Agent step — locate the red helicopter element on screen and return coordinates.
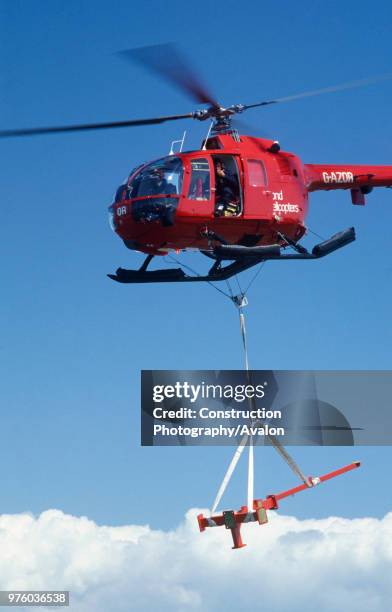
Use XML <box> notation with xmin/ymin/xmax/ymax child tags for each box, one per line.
<box><xmin>2</xmin><ymin>44</ymin><xmax>392</xmax><ymax>284</ymax></box>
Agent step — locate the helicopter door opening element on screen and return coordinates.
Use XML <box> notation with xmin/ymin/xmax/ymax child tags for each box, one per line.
<box><xmin>212</xmin><ymin>155</ymin><xmax>242</xmax><ymax>217</ymax></box>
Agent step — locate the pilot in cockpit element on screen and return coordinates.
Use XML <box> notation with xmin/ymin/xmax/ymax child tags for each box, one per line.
<box><xmin>150</xmin><ymin>167</ymin><xmax>176</xmax><ymax>195</ymax></box>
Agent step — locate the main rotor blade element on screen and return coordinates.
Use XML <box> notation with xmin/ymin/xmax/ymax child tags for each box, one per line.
<box><xmin>0</xmin><ymin>113</ymin><xmax>195</xmax><ymax>138</ymax></box>
<box><xmin>244</xmin><ymin>73</ymin><xmax>392</xmax><ymax>110</ymax></box>
<box><xmin>120</xmin><ymin>43</ymin><xmax>219</xmax><ymax>107</ymax></box>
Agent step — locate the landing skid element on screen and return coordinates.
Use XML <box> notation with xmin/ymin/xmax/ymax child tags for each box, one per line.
<box><xmin>108</xmin><ymin>227</ymin><xmax>355</xmax><ymax>284</ymax></box>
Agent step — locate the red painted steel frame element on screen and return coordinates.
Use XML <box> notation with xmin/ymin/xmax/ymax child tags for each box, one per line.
<box><xmin>197</xmin><ymin>461</ymin><xmax>360</xmax><ymax>549</ymax></box>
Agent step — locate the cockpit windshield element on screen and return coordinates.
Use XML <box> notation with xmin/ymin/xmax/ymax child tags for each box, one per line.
<box><xmin>129</xmin><ymin>157</ymin><xmax>183</xmax><ymax>198</ymax></box>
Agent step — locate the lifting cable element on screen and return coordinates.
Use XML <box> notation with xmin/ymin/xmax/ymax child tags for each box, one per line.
<box><xmin>212</xmin><ymin>293</ymin><xmax>311</xmax><ymax>513</ymax></box>
<box><xmin>165</xmin><ymin>253</ymin><xmax>311</xmax><ymax>510</ymax></box>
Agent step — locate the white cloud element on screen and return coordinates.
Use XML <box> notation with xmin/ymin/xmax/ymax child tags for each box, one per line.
<box><xmin>0</xmin><ymin>508</ymin><xmax>391</xmax><ymax>611</ymax></box>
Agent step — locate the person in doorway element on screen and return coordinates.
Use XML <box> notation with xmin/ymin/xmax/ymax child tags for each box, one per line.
<box><xmin>214</xmin><ymin>160</ymin><xmax>239</xmax><ymax>216</ymax></box>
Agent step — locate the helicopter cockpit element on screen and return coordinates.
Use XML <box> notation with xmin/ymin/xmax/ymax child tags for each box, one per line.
<box><xmin>111</xmin><ymin>151</ymin><xmax>243</xmax><ymax>232</ymax></box>
<box><xmin>129</xmin><ymin>157</ymin><xmax>183</xmax><ymax>197</ymax></box>
<box><xmin>125</xmin><ymin>156</ymin><xmax>183</xmax><ymax>226</ymax></box>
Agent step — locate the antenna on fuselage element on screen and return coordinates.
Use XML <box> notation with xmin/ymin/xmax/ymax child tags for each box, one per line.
<box><xmin>169</xmin><ymin>131</ymin><xmax>186</xmax><ymax>155</ymax></box>
<box><xmin>202</xmin><ymin>121</ymin><xmax>214</xmax><ymax>150</ymax></box>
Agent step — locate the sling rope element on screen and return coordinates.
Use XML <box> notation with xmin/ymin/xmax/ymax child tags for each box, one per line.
<box><xmin>211</xmin><ymin>293</ymin><xmax>311</xmax><ymax>514</ymax></box>
<box><xmin>164</xmin><ymin>253</ymin><xmax>312</xmax><ymax>509</ymax></box>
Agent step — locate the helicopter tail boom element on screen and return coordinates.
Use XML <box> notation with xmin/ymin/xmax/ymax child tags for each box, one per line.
<box><xmin>305</xmin><ymin>164</ymin><xmax>392</xmax><ymax>200</ymax></box>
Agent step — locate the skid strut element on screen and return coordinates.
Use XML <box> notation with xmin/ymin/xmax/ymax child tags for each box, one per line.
<box><xmin>197</xmin><ymin>461</ymin><xmax>360</xmax><ymax>549</ymax></box>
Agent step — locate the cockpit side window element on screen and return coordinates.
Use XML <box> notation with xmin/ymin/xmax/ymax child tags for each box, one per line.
<box><xmin>129</xmin><ymin>157</ymin><xmax>183</xmax><ymax>198</ymax></box>
<box><xmin>188</xmin><ymin>158</ymin><xmax>210</xmax><ymax>200</ymax></box>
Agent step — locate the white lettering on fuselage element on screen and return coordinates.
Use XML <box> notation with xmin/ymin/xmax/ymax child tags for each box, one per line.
<box><xmin>322</xmin><ymin>171</ymin><xmax>354</xmax><ymax>184</ymax></box>
<box><xmin>272</xmin><ymin>190</ymin><xmax>284</xmax><ymax>201</ymax></box>
<box><xmin>273</xmin><ymin>202</ymin><xmax>299</xmax><ymax>214</ymax></box>
<box><xmin>117</xmin><ymin>205</ymin><xmax>127</xmax><ymax>216</ymax></box>
<box><xmin>272</xmin><ymin>190</ymin><xmax>299</xmax><ymax>214</ymax></box>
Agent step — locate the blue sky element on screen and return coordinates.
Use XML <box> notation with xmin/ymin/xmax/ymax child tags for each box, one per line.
<box><xmin>1</xmin><ymin>0</ymin><xmax>392</xmax><ymax>531</ymax></box>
